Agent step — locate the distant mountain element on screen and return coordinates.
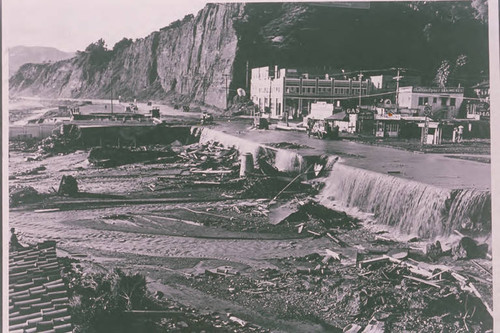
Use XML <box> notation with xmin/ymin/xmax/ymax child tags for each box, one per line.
<box><xmin>9</xmin><ymin>46</ymin><xmax>75</xmax><ymax>76</ymax></box>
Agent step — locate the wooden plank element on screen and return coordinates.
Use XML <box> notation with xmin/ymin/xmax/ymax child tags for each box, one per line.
<box><xmin>358</xmin><ymin>256</ymin><xmax>389</xmax><ymax>268</ymax></box>
<box><xmin>403</xmin><ymin>275</ymin><xmax>441</xmax><ymax>288</ymax></box>
<box><xmin>191</xmin><ymin>169</ymin><xmax>233</xmax><ymax>174</ymax></box>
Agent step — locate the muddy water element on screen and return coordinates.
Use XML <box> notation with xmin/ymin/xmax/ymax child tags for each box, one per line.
<box><xmin>11</xmin><ymin>208</ymin><xmax>331</xmax><ymax>268</ymax></box>
<box><xmin>204</xmin><ymin>123</ymin><xmax>491</xmax><ymax>239</ymax></box>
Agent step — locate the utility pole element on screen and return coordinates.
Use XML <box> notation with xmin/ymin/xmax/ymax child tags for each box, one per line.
<box><xmin>245</xmin><ymin>60</ymin><xmax>249</xmax><ymax>92</ymax></box>
<box><xmin>358</xmin><ymin>72</ymin><xmax>363</xmax><ymax>108</ymax></box>
<box><xmin>393</xmin><ymin>68</ymin><xmax>404</xmax><ymax>108</ymax></box>
<box><xmin>223</xmin><ymin>74</ymin><xmax>230</xmax><ymax>110</ymax></box>
<box><xmin>111</xmin><ymin>87</ymin><xmax>113</xmax><ymax>114</ymax></box>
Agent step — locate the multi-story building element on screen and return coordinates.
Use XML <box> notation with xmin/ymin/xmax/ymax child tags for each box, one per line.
<box><xmin>397</xmin><ymin>86</ymin><xmax>464</xmax><ymax>119</ymax></box>
<box><xmin>250</xmin><ymin>66</ymin><xmax>371</xmax><ymax>119</ymax></box>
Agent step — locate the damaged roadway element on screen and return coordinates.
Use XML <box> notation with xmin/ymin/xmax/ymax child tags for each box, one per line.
<box><xmin>9</xmin><ymin>116</ymin><xmax>492</xmax><ymax>332</ymax></box>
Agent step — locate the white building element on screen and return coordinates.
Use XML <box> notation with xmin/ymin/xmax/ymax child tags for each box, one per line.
<box><xmin>398</xmin><ymin>86</ymin><xmax>464</xmax><ymax>119</ymax></box>
<box><xmin>251</xmin><ymin>66</ymin><xmax>371</xmax><ymax>119</ymax></box>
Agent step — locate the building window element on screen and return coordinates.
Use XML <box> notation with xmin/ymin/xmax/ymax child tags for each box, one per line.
<box><xmin>450</xmin><ymin>98</ymin><xmax>456</xmax><ymax>106</ymax></box>
<box><xmin>433</xmin><ymin>97</ymin><xmax>437</xmax><ymax>104</ymax></box>
<box><xmin>441</xmin><ymin>97</ymin><xmax>448</xmax><ymax>106</ymax></box>
<box><xmin>418</xmin><ymin>97</ymin><xmax>429</xmax><ymax>106</ymax></box>
<box><xmin>387</xmin><ymin>123</ymin><xmax>398</xmax><ymax>132</ymax></box>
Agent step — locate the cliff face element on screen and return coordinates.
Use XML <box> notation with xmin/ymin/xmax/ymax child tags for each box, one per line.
<box><xmin>10</xmin><ymin>3</ymin><xmax>244</xmax><ymax>108</ymax></box>
<box><xmin>9</xmin><ymin>2</ymin><xmax>488</xmax><ymax>109</ymax></box>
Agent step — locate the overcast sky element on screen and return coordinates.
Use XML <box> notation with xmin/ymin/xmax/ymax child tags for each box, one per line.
<box><xmin>4</xmin><ymin>0</ymin><xmax>209</xmax><ymax>52</ymax></box>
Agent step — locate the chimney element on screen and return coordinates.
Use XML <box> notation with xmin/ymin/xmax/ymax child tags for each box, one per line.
<box><xmin>325</xmin><ymin>73</ymin><xmax>329</xmax><ymax>80</ymax></box>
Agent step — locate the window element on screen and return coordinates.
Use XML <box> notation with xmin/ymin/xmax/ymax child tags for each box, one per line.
<box><xmin>419</xmin><ymin>97</ymin><xmax>429</xmax><ymax>106</ymax></box>
<box><xmin>387</xmin><ymin>123</ymin><xmax>399</xmax><ymax>132</ymax></box>
<box><xmin>450</xmin><ymin>98</ymin><xmax>456</xmax><ymax>106</ymax></box>
<box><xmin>433</xmin><ymin>97</ymin><xmax>437</xmax><ymax>104</ymax></box>
<box><xmin>441</xmin><ymin>97</ymin><xmax>448</xmax><ymax>106</ymax></box>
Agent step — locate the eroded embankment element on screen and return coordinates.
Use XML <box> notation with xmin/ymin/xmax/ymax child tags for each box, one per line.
<box><xmin>196</xmin><ymin>127</ymin><xmax>491</xmax><ymax>239</ymax></box>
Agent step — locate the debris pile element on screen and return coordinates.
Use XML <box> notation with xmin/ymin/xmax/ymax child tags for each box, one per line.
<box><xmin>38</xmin><ymin>124</ymin><xmax>82</xmax><ymax>155</ymax></box>
<box><xmin>9</xmin><ymin>185</ymin><xmax>41</xmax><ymax>207</ymax></box>
<box><xmin>12</xmin><ymin>165</ymin><xmax>46</xmax><ymax>177</ymax></box>
<box><xmin>60</xmin><ymin>259</ymin><xmax>269</xmax><ymax>332</ymax></box>
<box><xmin>88</xmin><ymin>147</ymin><xmax>177</xmax><ymax>167</ymax></box>
<box><xmin>282</xmin><ymin>201</ymin><xmax>359</xmax><ymax>233</ymax></box>
<box><xmin>186</xmin><ymin>245</ymin><xmax>492</xmax><ymax>332</ymax></box>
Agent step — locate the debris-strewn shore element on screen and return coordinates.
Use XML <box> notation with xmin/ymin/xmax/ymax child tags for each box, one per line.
<box><xmin>9</xmin><ymin>128</ymin><xmax>492</xmax><ymax>332</ymax></box>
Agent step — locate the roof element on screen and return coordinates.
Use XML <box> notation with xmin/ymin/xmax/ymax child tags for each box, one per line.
<box><xmin>325</xmin><ymin>111</ymin><xmax>347</xmax><ymax>120</ymax></box>
<box><xmin>9</xmin><ymin>241</ymin><xmax>73</xmax><ymax>333</ymax></box>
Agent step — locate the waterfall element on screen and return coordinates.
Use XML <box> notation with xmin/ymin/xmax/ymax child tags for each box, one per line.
<box><xmin>197</xmin><ymin>127</ymin><xmax>305</xmax><ymax>173</ymax></box>
<box><xmin>318</xmin><ymin>163</ymin><xmax>491</xmax><ymax>238</ymax></box>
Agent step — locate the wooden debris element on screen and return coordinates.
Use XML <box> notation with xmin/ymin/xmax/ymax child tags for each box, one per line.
<box><xmin>325</xmin><ymin>249</ymin><xmax>341</xmax><ymax>261</ymax></box>
<box><xmin>357</xmin><ymin>256</ymin><xmax>390</xmax><ymax>268</ymax></box>
<box><xmin>326</xmin><ymin>232</ymin><xmax>347</xmax><ymax>247</ymax></box>
<box><xmin>402</xmin><ymin>275</ymin><xmax>441</xmax><ymax>288</ymax></box>
<box><xmin>307</xmin><ymin>230</ymin><xmax>321</xmax><ymax>237</ymax></box>
<box><xmin>343</xmin><ymin>323</ymin><xmax>362</xmax><ymax>333</ymax></box>
<box><xmin>362</xmin><ymin>318</ymin><xmax>385</xmax><ymax>333</ymax></box>
<box><xmin>228</xmin><ymin>315</ymin><xmax>247</xmax><ymax>327</ymax></box>
<box><xmin>472</xmin><ymin>260</ymin><xmax>492</xmax><ymax>276</ymax></box>
<box><xmin>34</xmin><ymin>208</ymin><xmax>60</xmax><ymax>213</ymax></box>
<box><xmin>268</xmin><ymin>164</ymin><xmax>313</xmax><ymax>205</ymax></box>
<box><xmin>191</xmin><ymin>169</ymin><xmax>233</xmax><ymax>174</ymax></box>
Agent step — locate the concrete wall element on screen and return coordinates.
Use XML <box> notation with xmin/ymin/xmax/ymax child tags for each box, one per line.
<box><xmin>10</xmin><ymin>124</ymin><xmax>59</xmax><ymax>140</ymax></box>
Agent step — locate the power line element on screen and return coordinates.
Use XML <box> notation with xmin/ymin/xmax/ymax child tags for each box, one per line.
<box><xmin>328</xmin><ymin>90</ymin><xmax>397</xmax><ymax>100</ymax></box>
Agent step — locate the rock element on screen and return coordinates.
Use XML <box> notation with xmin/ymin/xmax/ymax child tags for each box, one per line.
<box><xmin>426</xmin><ymin>241</ymin><xmax>443</xmax><ymax>261</ymax></box>
<box><xmin>453</xmin><ymin>237</ymin><xmax>488</xmax><ymax>259</ymax></box>
<box><xmin>58</xmin><ymin>175</ymin><xmax>78</xmax><ymax>196</ymax></box>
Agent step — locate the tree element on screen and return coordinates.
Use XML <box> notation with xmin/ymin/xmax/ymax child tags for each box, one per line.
<box><xmin>471</xmin><ymin>0</ymin><xmax>488</xmax><ymax>22</ymax></box>
<box><xmin>113</xmin><ymin>38</ymin><xmax>133</xmax><ymax>54</ymax></box>
<box><xmin>434</xmin><ymin>55</ymin><xmax>468</xmax><ymax>87</ymax></box>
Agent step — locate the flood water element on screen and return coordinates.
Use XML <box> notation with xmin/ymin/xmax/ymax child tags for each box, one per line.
<box><xmin>214</xmin><ymin>120</ymin><xmax>490</xmax><ymax>190</ymax></box>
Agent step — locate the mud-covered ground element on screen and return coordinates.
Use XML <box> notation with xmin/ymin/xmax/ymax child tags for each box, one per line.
<box><xmin>9</xmin><ymin>135</ymin><xmax>493</xmax><ymax>332</ymax></box>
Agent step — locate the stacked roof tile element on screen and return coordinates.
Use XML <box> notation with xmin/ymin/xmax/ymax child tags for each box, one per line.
<box><xmin>9</xmin><ymin>240</ymin><xmax>73</xmax><ymax>333</ymax></box>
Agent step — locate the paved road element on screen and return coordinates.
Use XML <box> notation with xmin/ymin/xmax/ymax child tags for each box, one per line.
<box><xmin>213</xmin><ymin>120</ymin><xmax>491</xmax><ymax>190</ymax></box>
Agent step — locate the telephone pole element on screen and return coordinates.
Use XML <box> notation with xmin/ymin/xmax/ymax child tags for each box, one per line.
<box><xmin>245</xmin><ymin>60</ymin><xmax>249</xmax><ymax>92</ymax></box>
<box><xmin>223</xmin><ymin>74</ymin><xmax>230</xmax><ymax>110</ymax></box>
<box><xmin>393</xmin><ymin>68</ymin><xmax>404</xmax><ymax>108</ymax></box>
<box><xmin>358</xmin><ymin>72</ymin><xmax>363</xmax><ymax>108</ymax></box>
<box><xmin>111</xmin><ymin>87</ymin><xmax>113</xmax><ymax>114</ymax></box>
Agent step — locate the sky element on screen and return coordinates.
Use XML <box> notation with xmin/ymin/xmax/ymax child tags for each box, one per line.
<box><xmin>4</xmin><ymin>0</ymin><xmax>209</xmax><ymax>52</ymax></box>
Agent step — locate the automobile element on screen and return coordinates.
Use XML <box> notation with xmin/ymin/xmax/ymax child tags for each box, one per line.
<box><xmin>200</xmin><ymin>112</ymin><xmax>214</xmax><ymax>125</ymax></box>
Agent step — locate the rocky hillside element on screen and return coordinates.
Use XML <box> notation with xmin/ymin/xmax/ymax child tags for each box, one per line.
<box><xmin>9</xmin><ymin>46</ymin><xmax>75</xmax><ymax>77</ymax></box>
<box><xmin>9</xmin><ymin>2</ymin><xmax>488</xmax><ymax>109</ymax></box>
